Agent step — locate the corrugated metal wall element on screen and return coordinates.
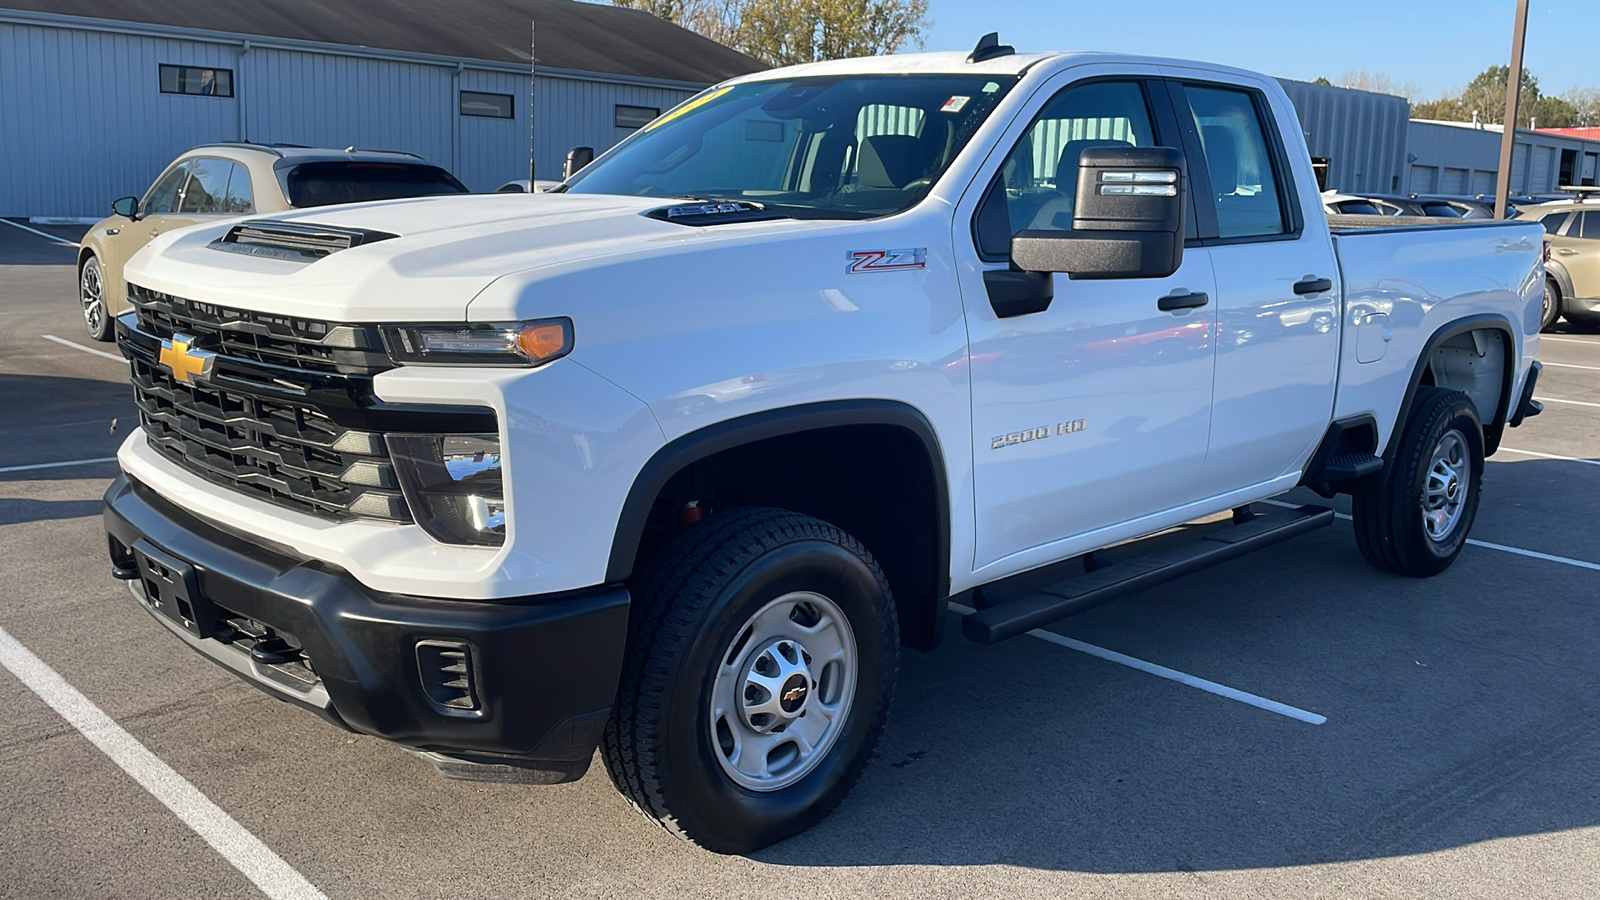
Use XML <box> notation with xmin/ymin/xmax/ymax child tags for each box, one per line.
<box><xmin>0</xmin><ymin>18</ymin><xmax>700</xmax><ymax>216</ymax></box>
<box><xmin>1277</xmin><ymin>79</ymin><xmax>1409</xmax><ymax>194</ymax></box>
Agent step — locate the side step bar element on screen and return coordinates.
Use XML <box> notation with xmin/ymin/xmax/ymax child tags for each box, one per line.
<box><xmin>962</xmin><ymin>504</ymin><xmax>1335</xmax><ymax>645</ymax></box>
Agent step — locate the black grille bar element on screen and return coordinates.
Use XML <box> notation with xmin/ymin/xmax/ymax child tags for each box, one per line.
<box><xmin>129</xmin><ymin>283</ymin><xmax>391</xmax><ymax>375</ymax></box>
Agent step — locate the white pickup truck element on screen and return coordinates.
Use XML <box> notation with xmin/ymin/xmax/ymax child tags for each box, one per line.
<box><xmin>103</xmin><ymin>37</ymin><xmax>1545</xmax><ymax>853</ymax></box>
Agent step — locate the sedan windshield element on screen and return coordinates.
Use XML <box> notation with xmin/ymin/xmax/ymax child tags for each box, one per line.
<box><xmin>562</xmin><ymin>74</ymin><xmax>1020</xmax><ymax>220</ymax></box>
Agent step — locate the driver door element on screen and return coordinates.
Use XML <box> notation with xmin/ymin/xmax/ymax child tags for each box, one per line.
<box><xmin>955</xmin><ymin>72</ymin><xmax>1218</xmax><ymax>574</ymax></box>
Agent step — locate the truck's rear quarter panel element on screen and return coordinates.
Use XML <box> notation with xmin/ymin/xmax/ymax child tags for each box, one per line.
<box><xmin>1330</xmin><ymin>221</ymin><xmax>1544</xmax><ymax>451</ymax></box>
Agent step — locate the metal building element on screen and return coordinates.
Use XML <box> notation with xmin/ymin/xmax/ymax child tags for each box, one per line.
<box><xmin>0</xmin><ymin>0</ymin><xmax>763</xmax><ymax>218</ymax></box>
<box><xmin>1406</xmin><ymin>119</ymin><xmax>1600</xmax><ymax>196</ymax></box>
<box><xmin>1276</xmin><ymin>78</ymin><xmax>1410</xmax><ymax>195</ymax></box>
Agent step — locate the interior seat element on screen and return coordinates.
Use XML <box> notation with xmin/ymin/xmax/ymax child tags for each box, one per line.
<box><xmin>1024</xmin><ymin>139</ymin><xmax>1132</xmax><ymax>230</ymax></box>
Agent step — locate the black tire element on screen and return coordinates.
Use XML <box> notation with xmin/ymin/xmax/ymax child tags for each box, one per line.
<box><xmin>1540</xmin><ymin>278</ymin><xmax>1562</xmax><ymax>332</ymax></box>
<box><xmin>601</xmin><ymin>508</ymin><xmax>898</xmax><ymax>854</ymax></box>
<box><xmin>1352</xmin><ymin>387</ymin><xmax>1484</xmax><ymax>577</ymax></box>
<box><xmin>80</xmin><ymin>255</ymin><xmax>114</xmax><ymax>342</ymax></box>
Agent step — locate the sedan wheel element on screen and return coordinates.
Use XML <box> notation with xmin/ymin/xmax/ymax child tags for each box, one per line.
<box><xmin>80</xmin><ymin>256</ymin><xmax>114</xmax><ymax>342</ymax></box>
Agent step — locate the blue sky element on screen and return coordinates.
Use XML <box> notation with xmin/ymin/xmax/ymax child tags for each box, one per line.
<box><xmin>922</xmin><ymin>0</ymin><xmax>1596</xmax><ymax>98</ymax></box>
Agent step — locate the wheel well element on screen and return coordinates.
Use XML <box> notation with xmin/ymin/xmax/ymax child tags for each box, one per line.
<box><xmin>78</xmin><ymin>246</ymin><xmax>95</xmax><ymax>271</ymax></box>
<box><xmin>623</xmin><ymin>423</ymin><xmax>948</xmax><ymax>652</ymax></box>
<box><xmin>1416</xmin><ymin>325</ymin><xmax>1512</xmax><ymax>454</ymax></box>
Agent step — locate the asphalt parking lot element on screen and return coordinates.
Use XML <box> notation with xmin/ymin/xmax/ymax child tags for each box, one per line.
<box><xmin>2</xmin><ymin>218</ymin><xmax>1598</xmax><ymax>899</ymax></box>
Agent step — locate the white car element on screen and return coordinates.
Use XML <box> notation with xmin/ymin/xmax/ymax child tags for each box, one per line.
<box><xmin>102</xmin><ymin>37</ymin><xmax>1544</xmax><ymax>853</ymax></box>
<box><xmin>492</xmin><ymin>179</ymin><xmax>562</xmax><ymax>193</ymax></box>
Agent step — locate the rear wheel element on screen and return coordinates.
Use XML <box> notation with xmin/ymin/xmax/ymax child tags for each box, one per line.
<box><xmin>601</xmin><ymin>508</ymin><xmax>897</xmax><ymax>853</ymax></box>
<box><xmin>1352</xmin><ymin>387</ymin><xmax>1484</xmax><ymax>577</ymax></box>
<box><xmin>80</xmin><ymin>255</ymin><xmax>114</xmax><ymax>342</ymax></box>
<box><xmin>1540</xmin><ymin>278</ymin><xmax>1561</xmax><ymax>332</ymax></box>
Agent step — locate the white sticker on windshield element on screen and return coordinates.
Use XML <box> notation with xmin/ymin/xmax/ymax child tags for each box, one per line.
<box><xmin>940</xmin><ymin>95</ymin><xmax>971</xmax><ymax>113</ymax></box>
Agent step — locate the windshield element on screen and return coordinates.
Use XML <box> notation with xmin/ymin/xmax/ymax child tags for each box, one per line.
<box><xmin>562</xmin><ymin>74</ymin><xmax>1020</xmax><ymax>220</ymax></box>
<box><xmin>284</xmin><ymin>162</ymin><xmax>469</xmax><ymax>208</ymax></box>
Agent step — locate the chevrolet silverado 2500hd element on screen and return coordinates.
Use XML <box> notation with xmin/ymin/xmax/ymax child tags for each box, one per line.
<box><xmin>103</xmin><ymin>39</ymin><xmax>1545</xmax><ymax>853</ymax></box>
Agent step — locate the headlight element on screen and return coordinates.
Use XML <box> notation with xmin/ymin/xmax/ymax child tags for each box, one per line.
<box><xmin>382</xmin><ymin>319</ymin><xmax>572</xmax><ymax>366</ymax></box>
<box><xmin>387</xmin><ymin>434</ymin><xmax>506</xmax><ymax>546</ymax></box>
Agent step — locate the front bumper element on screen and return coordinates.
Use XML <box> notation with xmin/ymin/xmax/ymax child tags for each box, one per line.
<box><xmin>104</xmin><ymin>473</ymin><xmax>629</xmax><ymax>782</ymax></box>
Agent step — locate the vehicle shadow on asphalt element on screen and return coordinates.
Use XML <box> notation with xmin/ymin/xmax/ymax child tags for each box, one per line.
<box><xmin>0</xmin><ymin>497</ymin><xmax>104</xmax><ymax>526</ymax></box>
<box><xmin>752</xmin><ymin>458</ymin><xmax>1600</xmax><ymax>872</ymax></box>
<box><xmin>0</xmin><ymin>221</ymin><xmax>87</xmax><ymax>266</ymax></box>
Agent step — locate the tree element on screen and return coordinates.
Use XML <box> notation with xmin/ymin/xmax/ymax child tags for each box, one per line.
<box><xmin>1561</xmin><ymin>87</ymin><xmax>1600</xmax><ymax>126</ymax></box>
<box><xmin>1457</xmin><ymin>64</ymin><xmax>1539</xmax><ymax>126</ymax></box>
<box><xmin>613</xmin><ymin>0</ymin><xmax>930</xmax><ymax>66</ymax></box>
<box><xmin>1526</xmin><ymin>94</ymin><xmax>1578</xmax><ymax>129</ymax></box>
<box><xmin>1334</xmin><ymin>69</ymin><xmax>1419</xmax><ymax>102</ymax></box>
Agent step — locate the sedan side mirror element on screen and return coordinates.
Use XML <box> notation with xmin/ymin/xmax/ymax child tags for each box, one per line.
<box><xmin>563</xmin><ymin>146</ymin><xmax>595</xmax><ymax>179</ymax></box>
<box><xmin>111</xmin><ymin>196</ymin><xmax>141</xmax><ymax>220</ymax></box>
<box><xmin>1011</xmin><ymin>146</ymin><xmax>1186</xmax><ymax>280</ymax></box>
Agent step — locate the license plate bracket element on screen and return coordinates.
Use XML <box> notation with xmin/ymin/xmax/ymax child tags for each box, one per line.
<box><xmin>132</xmin><ymin>539</ymin><xmax>220</xmax><ymax>639</ymax></box>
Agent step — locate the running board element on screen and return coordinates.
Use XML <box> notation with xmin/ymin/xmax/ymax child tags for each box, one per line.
<box><xmin>962</xmin><ymin>504</ymin><xmax>1335</xmax><ymax>644</ymax></box>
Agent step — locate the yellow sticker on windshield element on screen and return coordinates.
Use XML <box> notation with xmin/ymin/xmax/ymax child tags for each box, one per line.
<box><xmin>643</xmin><ymin>86</ymin><xmax>733</xmax><ymax>132</ymax></box>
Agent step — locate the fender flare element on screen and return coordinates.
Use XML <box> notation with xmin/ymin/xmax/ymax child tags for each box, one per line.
<box><xmin>1545</xmin><ymin>259</ymin><xmax>1574</xmax><ymax>313</ymax></box>
<box><xmin>604</xmin><ymin>399</ymin><xmax>952</xmax><ymax>604</ymax></box>
<box><xmin>1389</xmin><ymin>314</ymin><xmax>1517</xmax><ymax>458</ymax></box>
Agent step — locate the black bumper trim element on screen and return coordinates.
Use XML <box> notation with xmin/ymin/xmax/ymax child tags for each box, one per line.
<box><xmin>1510</xmin><ymin>360</ymin><xmax>1543</xmax><ymax>428</ymax></box>
<box><xmin>104</xmin><ymin>474</ymin><xmax>629</xmax><ymax>776</ymax></box>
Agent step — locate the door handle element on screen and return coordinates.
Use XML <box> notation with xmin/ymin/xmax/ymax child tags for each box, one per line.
<box><xmin>1157</xmin><ymin>290</ymin><xmax>1209</xmax><ymax>312</ymax></box>
<box><xmin>1294</xmin><ymin>276</ymin><xmax>1334</xmax><ymax>295</ymax></box>
<box><xmin>1557</xmin><ymin>248</ymin><xmax>1578</xmax><ymax>256</ymax></box>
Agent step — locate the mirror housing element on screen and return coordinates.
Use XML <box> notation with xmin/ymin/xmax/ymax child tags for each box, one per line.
<box><xmin>111</xmin><ymin>195</ymin><xmax>141</xmax><ymax>220</ymax></box>
<box><xmin>1011</xmin><ymin>146</ymin><xmax>1186</xmax><ymax>280</ymax></box>
<box><xmin>563</xmin><ymin>146</ymin><xmax>595</xmax><ymax>179</ymax></box>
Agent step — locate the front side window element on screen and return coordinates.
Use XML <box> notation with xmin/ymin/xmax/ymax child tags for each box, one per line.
<box><xmin>178</xmin><ymin>158</ymin><xmax>233</xmax><ymax>214</ymax></box>
<box><xmin>142</xmin><ymin>161</ymin><xmax>191</xmax><ymax>215</ymax></box>
<box><xmin>563</xmin><ymin>74</ymin><xmax>1019</xmax><ymax>220</ymax></box>
<box><xmin>159</xmin><ymin>64</ymin><xmax>233</xmax><ymax>97</ymax></box>
<box><xmin>1185</xmin><ymin>84</ymin><xmax>1288</xmax><ymax>238</ymax></box>
<box><xmin>983</xmin><ymin>80</ymin><xmax>1158</xmax><ymax>246</ymax></box>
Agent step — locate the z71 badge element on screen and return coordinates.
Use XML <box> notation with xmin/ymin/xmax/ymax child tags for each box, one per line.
<box><xmin>847</xmin><ymin>248</ymin><xmax>927</xmax><ymax>274</ymax></box>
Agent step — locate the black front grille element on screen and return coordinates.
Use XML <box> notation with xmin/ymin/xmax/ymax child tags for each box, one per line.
<box><xmin>130</xmin><ymin>352</ymin><xmax>409</xmax><ymax>523</ymax></box>
<box><xmin>129</xmin><ymin>283</ymin><xmax>391</xmax><ymax>375</ymax></box>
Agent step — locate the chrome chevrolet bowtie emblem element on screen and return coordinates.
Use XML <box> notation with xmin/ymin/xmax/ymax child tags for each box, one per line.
<box><xmin>158</xmin><ymin>333</ymin><xmax>216</xmax><ymax>384</ymax></box>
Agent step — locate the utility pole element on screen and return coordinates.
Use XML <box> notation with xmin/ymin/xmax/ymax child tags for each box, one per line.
<box><xmin>1494</xmin><ymin>0</ymin><xmax>1530</xmax><ymax>217</ymax></box>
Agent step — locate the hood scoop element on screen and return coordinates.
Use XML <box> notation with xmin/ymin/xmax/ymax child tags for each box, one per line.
<box><xmin>644</xmin><ymin>200</ymin><xmax>788</xmax><ymax>227</ymax></box>
<box><xmin>209</xmin><ymin>220</ymin><xmax>398</xmax><ymax>262</ymax></box>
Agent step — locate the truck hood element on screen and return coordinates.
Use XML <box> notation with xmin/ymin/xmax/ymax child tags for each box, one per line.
<box><xmin>123</xmin><ymin>193</ymin><xmax>828</xmax><ymax>321</ymax></box>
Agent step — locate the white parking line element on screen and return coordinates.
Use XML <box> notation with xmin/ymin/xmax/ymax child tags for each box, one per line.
<box><xmin>0</xmin><ymin>217</ymin><xmax>77</xmax><ymax>247</ymax></box>
<box><xmin>0</xmin><ymin>457</ymin><xmax>118</xmax><ymax>474</ymax></box>
<box><xmin>1537</xmin><ymin>396</ymin><xmax>1600</xmax><ymax>409</ymax></box>
<box><xmin>41</xmin><ymin>334</ymin><xmax>124</xmax><ymax>363</ymax></box>
<box><xmin>1259</xmin><ymin>499</ymin><xmax>1600</xmax><ymax>572</ymax></box>
<box><xmin>0</xmin><ymin>624</ymin><xmax>327</xmax><ymax>900</ymax></box>
<box><xmin>1541</xmin><ymin>361</ymin><xmax>1600</xmax><ymax>372</ymax></box>
<box><xmin>1539</xmin><ymin>336</ymin><xmax>1600</xmax><ymax>345</ymax></box>
<box><xmin>949</xmin><ymin>603</ymin><xmax>1326</xmax><ymax>725</ymax></box>
<box><xmin>1497</xmin><ymin>447</ymin><xmax>1600</xmax><ymax>467</ymax></box>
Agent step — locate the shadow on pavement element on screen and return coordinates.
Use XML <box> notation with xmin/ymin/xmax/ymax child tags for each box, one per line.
<box><xmin>748</xmin><ymin>457</ymin><xmax>1598</xmax><ymax>872</ymax></box>
<box><xmin>0</xmin><ymin>497</ymin><xmax>104</xmax><ymax>526</ymax></box>
<box><xmin>0</xmin><ymin>220</ymin><xmax>86</xmax><ymax>266</ymax></box>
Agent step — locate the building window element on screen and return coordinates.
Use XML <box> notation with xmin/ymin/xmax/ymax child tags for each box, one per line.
<box><xmin>616</xmin><ymin>105</ymin><xmax>660</xmax><ymax>130</ymax></box>
<box><xmin>159</xmin><ymin>64</ymin><xmax>233</xmax><ymax>97</ymax></box>
<box><xmin>460</xmin><ymin>91</ymin><xmax>514</xmax><ymax>119</ymax></box>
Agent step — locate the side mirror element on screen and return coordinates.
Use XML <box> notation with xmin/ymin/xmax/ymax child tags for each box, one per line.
<box><xmin>563</xmin><ymin>146</ymin><xmax>595</xmax><ymax>179</ymax></box>
<box><xmin>1011</xmin><ymin>146</ymin><xmax>1186</xmax><ymax>280</ymax></box>
<box><xmin>111</xmin><ymin>196</ymin><xmax>141</xmax><ymax>220</ymax></box>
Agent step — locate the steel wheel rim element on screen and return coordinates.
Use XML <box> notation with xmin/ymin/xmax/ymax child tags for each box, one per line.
<box><xmin>80</xmin><ymin>261</ymin><xmax>104</xmax><ymax>332</ymax></box>
<box><xmin>709</xmin><ymin>591</ymin><xmax>857</xmax><ymax>792</ymax></box>
<box><xmin>1421</xmin><ymin>429</ymin><xmax>1469</xmax><ymax>541</ymax></box>
<box><xmin>1543</xmin><ymin>284</ymin><xmax>1554</xmax><ymax>324</ymax></box>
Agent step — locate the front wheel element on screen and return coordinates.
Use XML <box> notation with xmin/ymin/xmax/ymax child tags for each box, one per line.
<box><xmin>601</xmin><ymin>508</ymin><xmax>897</xmax><ymax>853</ymax></box>
<box><xmin>80</xmin><ymin>255</ymin><xmax>114</xmax><ymax>342</ymax></box>
<box><xmin>1352</xmin><ymin>387</ymin><xmax>1484</xmax><ymax>577</ymax></box>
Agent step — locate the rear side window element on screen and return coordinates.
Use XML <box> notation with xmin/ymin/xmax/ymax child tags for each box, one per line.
<box><xmin>1541</xmin><ymin>212</ymin><xmax>1571</xmax><ymax>234</ymax></box>
<box><xmin>284</xmin><ymin>162</ymin><xmax>469</xmax><ymax>207</ymax></box>
<box><xmin>222</xmin><ymin>163</ymin><xmax>254</xmax><ymax>213</ymax></box>
<box><xmin>1185</xmin><ymin>84</ymin><xmax>1288</xmax><ymax>239</ymax></box>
